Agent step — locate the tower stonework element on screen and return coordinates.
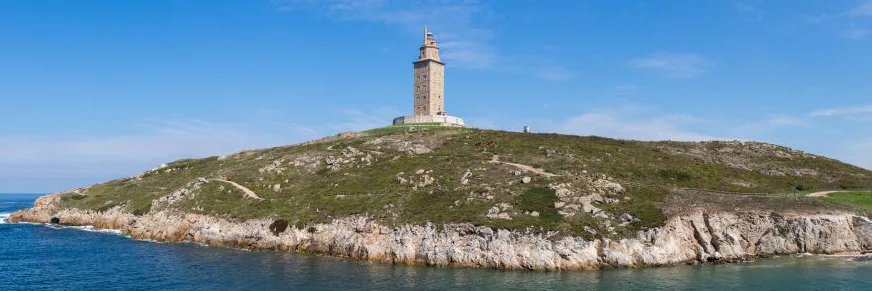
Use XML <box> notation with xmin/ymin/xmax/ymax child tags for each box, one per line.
<box><xmin>393</xmin><ymin>27</ymin><xmax>464</xmax><ymax>127</ymax></box>
<box><xmin>413</xmin><ymin>27</ymin><xmax>445</xmax><ymax>116</ymax></box>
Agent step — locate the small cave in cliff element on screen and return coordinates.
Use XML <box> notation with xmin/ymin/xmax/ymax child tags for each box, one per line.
<box><xmin>269</xmin><ymin>219</ymin><xmax>289</xmax><ymax>235</ymax></box>
<box><xmin>50</xmin><ymin>217</ymin><xmax>60</xmax><ymax>224</ymax></box>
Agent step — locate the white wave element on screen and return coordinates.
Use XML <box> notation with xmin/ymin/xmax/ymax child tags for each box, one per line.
<box><xmin>0</xmin><ymin>212</ymin><xmax>10</xmax><ymax>224</ymax></box>
<box><xmin>69</xmin><ymin>225</ymin><xmax>125</xmax><ymax>235</ymax></box>
<box><xmin>38</xmin><ymin>223</ymin><xmax>126</xmax><ymax>236</ymax></box>
<box><xmin>794</xmin><ymin>252</ymin><xmax>815</xmax><ymax>258</ymax></box>
<box><xmin>181</xmin><ymin>240</ymin><xmax>209</xmax><ymax>247</ymax></box>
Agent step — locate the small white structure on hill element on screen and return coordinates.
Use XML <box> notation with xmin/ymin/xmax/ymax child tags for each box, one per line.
<box><xmin>393</xmin><ymin>27</ymin><xmax>465</xmax><ymax>127</ymax></box>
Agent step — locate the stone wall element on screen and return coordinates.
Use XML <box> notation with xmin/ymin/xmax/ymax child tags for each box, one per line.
<box><xmin>413</xmin><ymin>60</ymin><xmax>445</xmax><ymax>116</ymax></box>
<box><xmin>393</xmin><ymin>115</ymin><xmax>464</xmax><ymax>127</ymax></box>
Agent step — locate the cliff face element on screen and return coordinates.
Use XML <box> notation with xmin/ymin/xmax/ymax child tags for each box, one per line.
<box><xmin>10</xmin><ymin>194</ymin><xmax>872</xmax><ymax>270</ymax></box>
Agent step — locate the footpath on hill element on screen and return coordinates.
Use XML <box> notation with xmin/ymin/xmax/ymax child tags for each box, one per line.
<box><xmin>807</xmin><ymin>191</ymin><xmax>845</xmax><ymax>198</ymax></box>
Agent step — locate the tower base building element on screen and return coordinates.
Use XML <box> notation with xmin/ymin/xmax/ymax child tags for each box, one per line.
<box><xmin>392</xmin><ymin>115</ymin><xmax>464</xmax><ymax>127</ymax></box>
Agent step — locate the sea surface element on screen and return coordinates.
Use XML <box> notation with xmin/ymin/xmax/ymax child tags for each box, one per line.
<box><xmin>2</xmin><ymin>194</ymin><xmax>871</xmax><ymax>291</ymax></box>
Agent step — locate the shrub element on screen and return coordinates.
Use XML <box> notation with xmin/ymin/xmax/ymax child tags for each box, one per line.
<box><xmin>518</xmin><ymin>187</ymin><xmax>562</xmax><ymax>224</ymax></box>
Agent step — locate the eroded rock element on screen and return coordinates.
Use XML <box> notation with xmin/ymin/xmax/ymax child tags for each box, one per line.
<box><xmin>8</xmin><ymin>195</ymin><xmax>872</xmax><ymax>271</ymax></box>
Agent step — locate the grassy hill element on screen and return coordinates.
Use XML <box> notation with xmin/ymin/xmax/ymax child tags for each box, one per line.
<box><xmin>56</xmin><ymin>127</ymin><xmax>872</xmax><ymax>238</ymax></box>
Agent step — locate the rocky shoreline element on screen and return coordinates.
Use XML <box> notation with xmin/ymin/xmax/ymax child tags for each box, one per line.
<box><xmin>9</xmin><ymin>194</ymin><xmax>872</xmax><ymax>270</ymax></box>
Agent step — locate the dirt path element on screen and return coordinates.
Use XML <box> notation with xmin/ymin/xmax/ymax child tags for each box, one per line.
<box><xmin>807</xmin><ymin>191</ymin><xmax>842</xmax><ymax>198</ymax></box>
<box><xmin>489</xmin><ymin>155</ymin><xmax>560</xmax><ymax>177</ymax></box>
<box><xmin>211</xmin><ymin>179</ymin><xmax>264</xmax><ymax>200</ymax></box>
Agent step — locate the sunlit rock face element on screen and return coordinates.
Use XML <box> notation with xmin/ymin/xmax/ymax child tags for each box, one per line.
<box><xmin>10</xmin><ymin>196</ymin><xmax>872</xmax><ymax>271</ymax></box>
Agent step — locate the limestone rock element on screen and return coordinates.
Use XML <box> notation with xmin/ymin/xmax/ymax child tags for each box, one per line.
<box><xmin>8</xmin><ymin>194</ymin><xmax>872</xmax><ymax>271</ymax></box>
<box><xmin>590</xmin><ymin>193</ymin><xmax>605</xmax><ymax>204</ymax></box>
<box><xmin>396</xmin><ymin>172</ymin><xmax>409</xmax><ymax>185</ymax></box>
<box><xmin>411</xmin><ymin>145</ymin><xmax>431</xmax><ymax>155</ymax></box>
<box><xmin>793</xmin><ymin>168</ymin><xmax>819</xmax><ymax>176</ymax></box>
<box><xmin>460</xmin><ymin>170</ymin><xmax>472</xmax><ymax>187</ymax></box>
<box><xmin>486</xmin><ymin>204</ymin><xmax>512</xmax><ymax>220</ymax></box>
<box><xmin>761</xmin><ymin>169</ymin><xmax>786</xmax><ymax>176</ymax></box>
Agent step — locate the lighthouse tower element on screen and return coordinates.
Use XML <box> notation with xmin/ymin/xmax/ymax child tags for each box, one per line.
<box><xmin>393</xmin><ymin>27</ymin><xmax>464</xmax><ymax>127</ymax></box>
<box><xmin>413</xmin><ymin>27</ymin><xmax>445</xmax><ymax>116</ymax></box>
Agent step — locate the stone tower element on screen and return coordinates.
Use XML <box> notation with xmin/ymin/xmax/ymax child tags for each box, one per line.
<box><xmin>392</xmin><ymin>27</ymin><xmax>464</xmax><ymax>127</ymax></box>
<box><xmin>413</xmin><ymin>26</ymin><xmax>445</xmax><ymax>116</ymax></box>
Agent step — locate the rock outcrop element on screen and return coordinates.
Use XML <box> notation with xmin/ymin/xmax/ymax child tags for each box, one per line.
<box><xmin>9</xmin><ymin>195</ymin><xmax>872</xmax><ymax>270</ymax></box>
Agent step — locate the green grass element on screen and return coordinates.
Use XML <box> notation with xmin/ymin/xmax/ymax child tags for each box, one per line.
<box><xmin>823</xmin><ymin>191</ymin><xmax>872</xmax><ymax>210</ymax></box>
<box><xmin>517</xmin><ymin>187</ymin><xmax>562</xmax><ymax>224</ymax></box>
<box><xmin>52</xmin><ymin>128</ymin><xmax>872</xmax><ymax>239</ymax></box>
<box><xmin>363</xmin><ymin>124</ymin><xmax>468</xmax><ymax>136</ymax></box>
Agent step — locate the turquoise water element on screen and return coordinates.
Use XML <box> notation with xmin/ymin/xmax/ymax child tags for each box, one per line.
<box><xmin>2</xmin><ymin>194</ymin><xmax>871</xmax><ymax>290</ymax></box>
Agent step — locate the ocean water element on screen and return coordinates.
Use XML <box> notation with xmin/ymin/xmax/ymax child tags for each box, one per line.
<box><xmin>2</xmin><ymin>194</ymin><xmax>871</xmax><ymax>291</ymax></box>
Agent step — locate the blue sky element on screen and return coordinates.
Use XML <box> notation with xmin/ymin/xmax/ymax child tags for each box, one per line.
<box><xmin>1</xmin><ymin>0</ymin><xmax>871</xmax><ymax>193</ymax></box>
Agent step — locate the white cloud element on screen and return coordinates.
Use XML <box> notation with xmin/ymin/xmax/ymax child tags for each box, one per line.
<box><xmin>806</xmin><ymin>1</ymin><xmax>872</xmax><ymax>21</ymax></box>
<box><xmin>851</xmin><ymin>1</ymin><xmax>872</xmax><ymax>18</ymax></box>
<box><xmin>0</xmin><ymin>113</ymin><xmax>397</xmax><ymax>192</ymax></box>
<box><xmin>549</xmin><ymin>107</ymin><xmax>871</xmax><ymax>171</ymax></box>
<box><xmin>0</xmin><ymin>120</ymin><xmax>286</xmax><ymax>163</ymax></box>
<box><xmin>735</xmin><ymin>3</ymin><xmax>765</xmax><ymax>21</ymax></box>
<box><xmin>629</xmin><ymin>53</ymin><xmax>715</xmax><ymax>78</ymax></box>
<box><xmin>497</xmin><ymin>55</ymin><xmax>575</xmax><ymax>81</ymax></box>
<box><xmin>829</xmin><ymin>139</ymin><xmax>872</xmax><ymax>170</ymax></box>
<box><xmin>842</xmin><ymin>27</ymin><xmax>872</xmax><ymax>39</ymax></box>
<box><xmin>810</xmin><ymin>105</ymin><xmax>872</xmax><ymax>117</ymax></box>
<box><xmin>329</xmin><ymin>108</ymin><xmax>393</xmax><ymax>131</ymax></box>
<box><xmin>278</xmin><ymin>0</ymin><xmax>494</xmax><ymax>68</ymax></box>
<box><xmin>556</xmin><ymin>108</ymin><xmax>726</xmax><ymax>141</ymax></box>
<box><xmin>0</xmin><ymin>120</ymin><xmax>301</xmax><ymax>192</ymax></box>
<box><xmin>463</xmin><ymin>116</ymin><xmax>498</xmax><ymax>129</ymax></box>
<box><xmin>438</xmin><ymin>39</ymin><xmax>497</xmax><ymax>69</ymax></box>
<box><xmin>803</xmin><ymin>2</ymin><xmax>872</xmax><ymax>39</ymax></box>
<box><xmin>277</xmin><ymin>0</ymin><xmax>572</xmax><ymax>80</ymax></box>
<box><xmin>734</xmin><ymin>116</ymin><xmax>805</xmax><ymax>133</ymax></box>
<box><xmin>536</xmin><ymin>65</ymin><xmax>573</xmax><ymax>81</ymax></box>
<box><xmin>802</xmin><ymin>13</ymin><xmax>837</xmax><ymax>24</ymax></box>
<box><xmin>610</xmin><ymin>84</ymin><xmax>638</xmax><ymax>96</ymax></box>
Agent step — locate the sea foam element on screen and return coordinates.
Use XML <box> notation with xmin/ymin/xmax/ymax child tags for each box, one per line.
<box><xmin>61</xmin><ymin>225</ymin><xmax>125</xmax><ymax>235</ymax></box>
<box><xmin>41</xmin><ymin>223</ymin><xmax>126</xmax><ymax>236</ymax></box>
<box><xmin>0</xmin><ymin>213</ymin><xmax>10</xmax><ymax>224</ymax></box>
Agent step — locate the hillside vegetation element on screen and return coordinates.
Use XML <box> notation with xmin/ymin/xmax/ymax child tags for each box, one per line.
<box><xmin>57</xmin><ymin>127</ymin><xmax>872</xmax><ymax>238</ymax></box>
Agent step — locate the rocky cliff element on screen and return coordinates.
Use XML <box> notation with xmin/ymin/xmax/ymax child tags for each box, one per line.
<box><xmin>10</xmin><ymin>193</ymin><xmax>872</xmax><ymax>270</ymax></box>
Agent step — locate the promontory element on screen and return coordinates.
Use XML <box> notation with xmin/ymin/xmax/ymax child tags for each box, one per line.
<box><xmin>10</xmin><ymin>127</ymin><xmax>872</xmax><ymax>270</ymax></box>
